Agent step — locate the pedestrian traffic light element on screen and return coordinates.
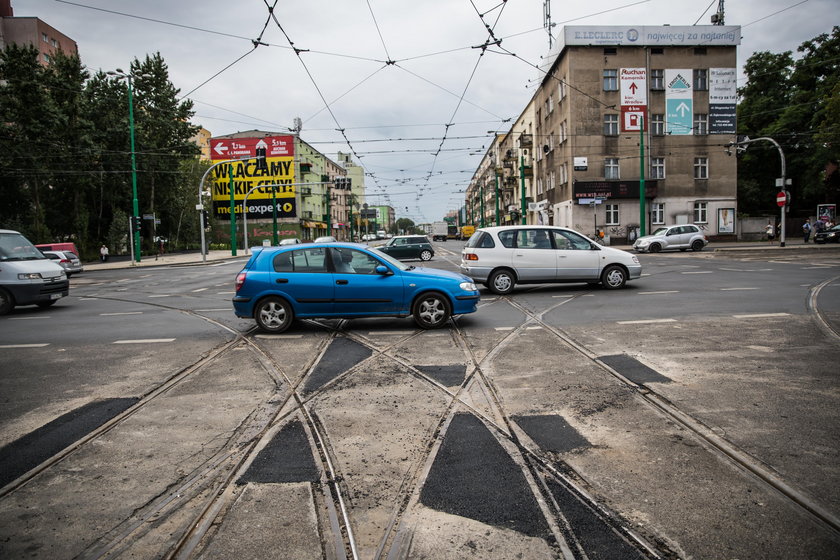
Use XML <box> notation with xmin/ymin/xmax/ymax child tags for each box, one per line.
<box><xmin>255</xmin><ymin>146</ymin><xmax>267</xmax><ymax>172</ymax></box>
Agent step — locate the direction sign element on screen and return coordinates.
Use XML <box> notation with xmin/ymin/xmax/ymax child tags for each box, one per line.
<box><xmin>776</xmin><ymin>191</ymin><xmax>787</xmax><ymax>207</ymax></box>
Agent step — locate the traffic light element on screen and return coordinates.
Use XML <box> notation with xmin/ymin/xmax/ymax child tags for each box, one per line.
<box><xmin>255</xmin><ymin>146</ymin><xmax>267</xmax><ymax>171</ymax></box>
<box><xmin>201</xmin><ymin>209</ymin><xmax>209</xmax><ymax>225</ymax></box>
<box><xmin>132</xmin><ymin>216</ymin><xmax>142</xmax><ymax>232</ymax></box>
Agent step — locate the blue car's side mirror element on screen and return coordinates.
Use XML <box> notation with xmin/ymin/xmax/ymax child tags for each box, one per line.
<box><xmin>375</xmin><ymin>265</ymin><xmax>390</xmax><ymax>275</ymax></box>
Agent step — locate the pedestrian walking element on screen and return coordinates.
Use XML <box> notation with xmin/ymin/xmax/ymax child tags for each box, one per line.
<box><xmin>100</xmin><ymin>244</ymin><xmax>109</xmax><ymax>262</ymax></box>
<box><xmin>765</xmin><ymin>221</ymin><xmax>775</xmax><ymax>242</ymax></box>
<box><xmin>814</xmin><ymin>217</ymin><xmax>826</xmax><ymax>238</ymax></box>
<box><xmin>803</xmin><ymin>218</ymin><xmax>812</xmax><ymax>243</ymax></box>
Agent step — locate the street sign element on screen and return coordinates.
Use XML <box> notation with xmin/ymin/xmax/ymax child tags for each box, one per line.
<box><xmin>776</xmin><ymin>191</ymin><xmax>787</xmax><ymax>207</ymax></box>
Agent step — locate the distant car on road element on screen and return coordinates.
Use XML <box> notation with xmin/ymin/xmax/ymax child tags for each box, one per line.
<box><xmin>41</xmin><ymin>250</ymin><xmax>83</xmax><ymax>277</ymax></box>
<box><xmin>278</xmin><ymin>238</ymin><xmax>301</xmax><ymax>246</ymax></box>
<box><xmin>633</xmin><ymin>224</ymin><xmax>708</xmax><ymax>253</ymax></box>
<box><xmin>814</xmin><ymin>224</ymin><xmax>840</xmax><ymax>244</ymax></box>
<box><xmin>375</xmin><ymin>235</ymin><xmax>434</xmax><ymax>261</ymax></box>
<box><xmin>314</xmin><ymin>236</ymin><xmax>337</xmax><ymax>243</ymax></box>
<box><xmin>233</xmin><ymin>243</ymin><xmax>480</xmax><ymax>333</ymax></box>
<box><xmin>460</xmin><ymin>225</ymin><xmax>641</xmax><ymax>294</ymax></box>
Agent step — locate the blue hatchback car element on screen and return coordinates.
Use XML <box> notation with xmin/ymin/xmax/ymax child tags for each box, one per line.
<box><xmin>233</xmin><ymin>243</ymin><xmax>480</xmax><ymax>333</ymax></box>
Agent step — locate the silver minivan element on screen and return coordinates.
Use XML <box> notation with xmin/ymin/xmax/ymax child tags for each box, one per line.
<box><xmin>460</xmin><ymin>225</ymin><xmax>642</xmax><ymax>294</ymax></box>
<box><xmin>0</xmin><ymin>229</ymin><xmax>69</xmax><ymax>315</ymax></box>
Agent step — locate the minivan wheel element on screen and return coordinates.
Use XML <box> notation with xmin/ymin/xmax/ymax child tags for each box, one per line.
<box><xmin>255</xmin><ymin>296</ymin><xmax>293</xmax><ymax>333</ymax></box>
<box><xmin>420</xmin><ymin>250</ymin><xmax>433</xmax><ymax>261</ymax></box>
<box><xmin>0</xmin><ymin>288</ymin><xmax>13</xmax><ymax>315</ymax></box>
<box><xmin>413</xmin><ymin>291</ymin><xmax>451</xmax><ymax>329</ymax></box>
<box><xmin>488</xmin><ymin>269</ymin><xmax>515</xmax><ymax>295</ymax></box>
<box><xmin>649</xmin><ymin>243</ymin><xmax>662</xmax><ymax>253</ymax></box>
<box><xmin>691</xmin><ymin>240</ymin><xmax>705</xmax><ymax>252</ymax></box>
<box><xmin>601</xmin><ymin>265</ymin><xmax>627</xmax><ymax>289</ymax></box>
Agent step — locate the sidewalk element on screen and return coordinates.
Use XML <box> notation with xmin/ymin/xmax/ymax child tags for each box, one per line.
<box><xmin>84</xmin><ymin>250</ymin><xmax>247</xmax><ymax>272</ymax></box>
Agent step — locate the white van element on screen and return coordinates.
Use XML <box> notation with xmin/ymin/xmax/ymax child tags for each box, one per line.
<box><xmin>0</xmin><ymin>229</ymin><xmax>69</xmax><ymax>315</ymax></box>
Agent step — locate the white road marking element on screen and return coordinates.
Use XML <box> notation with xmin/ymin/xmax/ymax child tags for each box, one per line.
<box><xmin>732</xmin><ymin>313</ymin><xmax>790</xmax><ymax>319</ymax></box>
<box><xmin>148</xmin><ymin>294</ymin><xmax>172</xmax><ymax>298</ymax></box>
<box><xmin>255</xmin><ymin>334</ymin><xmax>302</xmax><ymax>339</ymax></box>
<box><xmin>0</xmin><ymin>343</ymin><xmax>49</xmax><ymax>348</ymax></box>
<box><xmin>617</xmin><ymin>318</ymin><xmax>677</xmax><ymax>325</ymax></box>
<box><xmin>494</xmin><ymin>327</ymin><xmax>515</xmax><ymax>331</ymax></box>
<box><xmin>681</xmin><ymin>271</ymin><xmax>713</xmax><ymax>274</ymax></box>
<box><xmin>638</xmin><ymin>291</ymin><xmax>679</xmax><ymax>295</ymax></box>
<box><xmin>370</xmin><ymin>331</ymin><xmax>406</xmax><ymax>335</ymax></box>
<box><xmin>113</xmin><ymin>338</ymin><xmax>175</xmax><ymax>344</ymax></box>
<box><xmin>9</xmin><ymin>316</ymin><xmax>50</xmax><ymax>320</ymax></box>
<box><xmin>100</xmin><ymin>312</ymin><xmax>143</xmax><ymax>316</ymax></box>
<box><xmin>217</xmin><ymin>291</ymin><xmax>235</xmax><ymax>295</ymax></box>
<box><xmin>195</xmin><ymin>308</ymin><xmax>230</xmax><ymax>312</ymax></box>
<box><xmin>720</xmin><ymin>287</ymin><xmax>758</xmax><ymax>291</ymax></box>
<box><xmin>551</xmin><ymin>295</ymin><xmax>574</xmax><ymax>298</ymax></box>
<box><xmin>191</xmin><ymin>287</ymin><xmax>208</xmax><ymax>292</ymax></box>
<box><xmin>526</xmin><ymin>325</ymin><xmax>543</xmax><ymax>330</ymax></box>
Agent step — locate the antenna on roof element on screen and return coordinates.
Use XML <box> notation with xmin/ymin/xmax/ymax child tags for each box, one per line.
<box><xmin>711</xmin><ymin>0</ymin><xmax>725</xmax><ymax>25</ymax></box>
<box><xmin>543</xmin><ymin>0</ymin><xmax>554</xmax><ymax>49</ymax></box>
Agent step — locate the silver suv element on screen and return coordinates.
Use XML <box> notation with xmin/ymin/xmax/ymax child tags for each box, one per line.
<box><xmin>632</xmin><ymin>224</ymin><xmax>708</xmax><ymax>253</ymax></box>
<box><xmin>460</xmin><ymin>225</ymin><xmax>642</xmax><ymax>294</ymax></box>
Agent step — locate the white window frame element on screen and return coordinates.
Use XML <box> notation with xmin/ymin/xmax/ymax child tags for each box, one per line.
<box><xmin>652</xmin><ymin>203</ymin><xmax>665</xmax><ymax>224</ymax></box>
<box><xmin>694</xmin><ymin>157</ymin><xmax>709</xmax><ymax>179</ymax></box>
<box><xmin>603</xmin><ymin>114</ymin><xmax>619</xmax><ymax>136</ymax></box>
<box><xmin>549</xmin><ymin>171</ymin><xmax>556</xmax><ymax>190</ymax></box>
<box><xmin>606</xmin><ymin>204</ymin><xmax>619</xmax><ymax>225</ymax></box>
<box><xmin>651</xmin><ymin>114</ymin><xmax>665</xmax><ymax>136</ymax></box>
<box><xmin>651</xmin><ymin>69</ymin><xmax>665</xmax><ymax>90</ymax></box>
<box><xmin>537</xmin><ymin>177</ymin><xmax>544</xmax><ymax>195</ymax></box>
<box><xmin>605</xmin><ymin>158</ymin><xmax>619</xmax><ymax>180</ymax></box>
<box><xmin>548</xmin><ymin>94</ymin><xmax>554</xmax><ymax>113</ymax></box>
<box><xmin>651</xmin><ymin>157</ymin><xmax>665</xmax><ymax>179</ymax></box>
<box><xmin>693</xmin><ymin>69</ymin><xmax>708</xmax><ymax>90</ymax></box>
<box><xmin>694</xmin><ymin>201</ymin><xmax>708</xmax><ymax>223</ymax></box>
<box><xmin>693</xmin><ymin>113</ymin><xmax>708</xmax><ymax>135</ymax></box>
<box><xmin>558</xmin><ymin>79</ymin><xmax>567</xmax><ymax>100</ymax></box>
<box><xmin>603</xmin><ymin>69</ymin><xmax>618</xmax><ymax>91</ymax></box>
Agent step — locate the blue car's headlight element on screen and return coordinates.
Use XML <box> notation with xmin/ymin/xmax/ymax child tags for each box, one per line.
<box><xmin>460</xmin><ymin>281</ymin><xmax>477</xmax><ymax>291</ymax></box>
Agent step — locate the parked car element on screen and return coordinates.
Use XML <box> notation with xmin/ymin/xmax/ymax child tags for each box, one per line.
<box><xmin>0</xmin><ymin>229</ymin><xmax>69</xmax><ymax>315</ymax></box>
<box><xmin>460</xmin><ymin>225</ymin><xmax>641</xmax><ymax>294</ymax></box>
<box><xmin>41</xmin><ymin>250</ymin><xmax>84</xmax><ymax>277</ymax></box>
<box><xmin>632</xmin><ymin>224</ymin><xmax>708</xmax><ymax>253</ymax></box>
<box><xmin>814</xmin><ymin>224</ymin><xmax>840</xmax><ymax>244</ymax></box>
<box><xmin>35</xmin><ymin>242</ymin><xmax>81</xmax><ymax>258</ymax></box>
<box><xmin>375</xmin><ymin>235</ymin><xmax>434</xmax><ymax>261</ymax></box>
<box><xmin>314</xmin><ymin>236</ymin><xmax>337</xmax><ymax>243</ymax></box>
<box><xmin>233</xmin><ymin>242</ymin><xmax>480</xmax><ymax>333</ymax></box>
<box><xmin>361</xmin><ymin>233</ymin><xmax>377</xmax><ymax>242</ymax></box>
<box><xmin>279</xmin><ymin>238</ymin><xmax>301</xmax><ymax>246</ymax></box>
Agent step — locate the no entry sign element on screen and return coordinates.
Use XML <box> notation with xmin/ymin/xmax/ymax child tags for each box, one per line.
<box><xmin>776</xmin><ymin>191</ymin><xmax>787</xmax><ymax>207</ymax></box>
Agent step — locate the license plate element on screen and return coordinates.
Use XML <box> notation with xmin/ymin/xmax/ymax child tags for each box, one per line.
<box><xmin>50</xmin><ymin>293</ymin><xmax>62</xmax><ymax>300</ymax></box>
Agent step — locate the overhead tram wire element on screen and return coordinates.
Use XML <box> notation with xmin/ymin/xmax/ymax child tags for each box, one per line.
<box><xmin>301</xmin><ymin>65</ymin><xmax>390</xmax><ymax>125</ymax></box>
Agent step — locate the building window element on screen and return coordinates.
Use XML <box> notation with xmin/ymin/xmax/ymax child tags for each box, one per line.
<box><xmin>651</xmin><ymin>69</ymin><xmax>665</xmax><ymax>90</ymax></box>
<box><xmin>548</xmin><ymin>94</ymin><xmax>554</xmax><ymax>113</ymax></box>
<box><xmin>549</xmin><ymin>171</ymin><xmax>556</xmax><ymax>190</ymax></box>
<box><xmin>547</xmin><ymin>133</ymin><xmax>554</xmax><ymax>152</ymax></box>
<box><xmin>694</xmin><ymin>47</ymin><xmax>707</xmax><ymax>55</ymax></box>
<box><xmin>603</xmin><ymin>114</ymin><xmax>619</xmax><ymax>136</ymax></box>
<box><xmin>558</xmin><ymin>79</ymin><xmax>567</xmax><ymax>100</ymax></box>
<box><xmin>693</xmin><ymin>113</ymin><xmax>708</xmax><ymax>135</ymax></box>
<box><xmin>651</xmin><ymin>114</ymin><xmax>665</xmax><ymax>136</ymax></box>
<box><xmin>558</xmin><ymin>121</ymin><xmax>567</xmax><ymax>143</ymax></box>
<box><xmin>651</xmin><ymin>47</ymin><xmax>664</xmax><ymax>55</ymax></box>
<box><xmin>603</xmin><ymin>47</ymin><xmax>617</xmax><ymax>55</ymax></box>
<box><xmin>544</xmin><ymin>99</ymin><xmax>550</xmax><ymax>118</ymax></box>
<box><xmin>693</xmin><ymin>69</ymin><xmax>708</xmax><ymax>90</ymax></box>
<box><xmin>694</xmin><ymin>201</ymin><xmax>708</xmax><ymax>223</ymax></box>
<box><xmin>559</xmin><ymin>163</ymin><xmax>568</xmax><ymax>185</ymax></box>
<box><xmin>652</xmin><ymin>203</ymin><xmax>665</xmax><ymax>224</ymax></box>
<box><xmin>43</xmin><ymin>53</ymin><xmax>51</xmax><ymax>63</ymax></box>
<box><xmin>606</xmin><ymin>204</ymin><xmax>619</xmax><ymax>225</ymax></box>
<box><xmin>537</xmin><ymin>177</ymin><xmax>544</xmax><ymax>195</ymax></box>
<box><xmin>50</xmin><ymin>38</ymin><xmax>58</xmax><ymax>47</ymax></box>
<box><xmin>603</xmin><ymin>69</ymin><xmax>618</xmax><ymax>91</ymax></box>
<box><xmin>605</xmin><ymin>158</ymin><xmax>619</xmax><ymax>179</ymax></box>
<box><xmin>42</xmin><ymin>32</ymin><xmax>49</xmax><ymax>43</ymax></box>
<box><xmin>694</xmin><ymin>157</ymin><xmax>709</xmax><ymax>179</ymax></box>
<box><xmin>651</xmin><ymin>157</ymin><xmax>665</xmax><ymax>179</ymax></box>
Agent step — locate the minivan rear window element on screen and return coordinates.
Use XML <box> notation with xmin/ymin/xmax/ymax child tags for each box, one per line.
<box><xmin>465</xmin><ymin>232</ymin><xmax>495</xmax><ymax>249</ymax></box>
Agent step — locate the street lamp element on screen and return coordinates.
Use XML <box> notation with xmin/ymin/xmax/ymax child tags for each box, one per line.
<box><xmin>107</xmin><ymin>68</ymin><xmax>149</xmax><ymax>263</ymax></box>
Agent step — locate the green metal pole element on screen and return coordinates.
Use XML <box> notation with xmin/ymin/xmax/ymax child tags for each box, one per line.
<box><xmin>520</xmin><ymin>154</ymin><xmax>526</xmax><ymax>225</ymax></box>
<box><xmin>127</xmin><ymin>78</ymin><xmax>141</xmax><ymax>262</ymax></box>
<box><xmin>271</xmin><ymin>186</ymin><xmax>278</xmax><ymax>245</ymax></box>
<box><xmin>325</xmin><ymin>185</ymin><xmax>331</xmax><ymax>235</ymax></box>
<box><xmin>229</xmin><ymin>163</ymin><xmax>237</xmax><ymax>255</ymax></box>
<box><xmin>494</xmin><ymin>171</ymin><xmax>500</xmax><ymax>226</ymax></box>
<box><xmin>639</xmin><ymin>115</ymin><xmax>646</xmax><ymax>237</ymax></box>
<box><xmin>480</xmin><ymin>184</ymin><xmax>485</xmax><ymax>228</ymax></box>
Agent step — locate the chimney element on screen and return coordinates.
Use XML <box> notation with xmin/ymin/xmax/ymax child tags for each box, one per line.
<box><xmin>0</xmin><ymin>0</ymin><xmax>13</xmax><ymax>17</ymax></box>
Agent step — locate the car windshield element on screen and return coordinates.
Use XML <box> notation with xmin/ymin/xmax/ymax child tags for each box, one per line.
<box><xmin>650</xmin><ymin>227</ymin><xmax>669</xmax><ymax>236</ymax></box>
<box><xmin>0</xmin><ymin>232</ymin><xmax>47</xmax><ymax>261</ymax></box>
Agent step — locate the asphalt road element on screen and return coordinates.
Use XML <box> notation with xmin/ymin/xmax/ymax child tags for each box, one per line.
<box><xmin>1</xmin><ymin>242</ymin><xmax>839</xmax><ymax>559</ymax></box>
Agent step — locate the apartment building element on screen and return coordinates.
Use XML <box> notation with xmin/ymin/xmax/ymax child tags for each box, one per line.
<box><xmin>478</xmin><ymin>25</ymin><xmax>740</xmax><ymax>242</ymax></box>
<box><xmin>0</xmin><ymin>0</ymin><xmax>77</xmax><ymax>64</ymax></box>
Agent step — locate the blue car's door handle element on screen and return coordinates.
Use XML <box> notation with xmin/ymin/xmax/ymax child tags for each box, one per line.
<box><xmin>275</xmin><ymin>278</ymin><xmax>288</xmax><ymax>283</ymax></box>
<box><xmin>336</xmin><ymin>279</ymin><xmax>349</xmax><ymax>285</ymax></box>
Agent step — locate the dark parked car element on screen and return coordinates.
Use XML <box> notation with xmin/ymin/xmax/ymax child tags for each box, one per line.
<box><xmin>233</xmin><ymin>242</ymin><xmax>479</xmax><ymax>333</ymax></box>
<box><xmin>814</xmin><ymin>223</ymin><xmax>840</xmax><ymax>244</ymax></box>
<box><xmin>375</xmin><ymin>235</ymin><xmax>434</xmax><ymax>261</ymax></box>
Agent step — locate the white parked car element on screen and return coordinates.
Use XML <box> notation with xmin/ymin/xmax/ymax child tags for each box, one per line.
<box><xmin>632</xmin><ymin>224</ymin><xmax>708</xmax><ymax>253</ymax></box>
<box><xmin>460</xmin><ymin>225</ymin><xmax>642</xmax><ymax>294</ymax></box>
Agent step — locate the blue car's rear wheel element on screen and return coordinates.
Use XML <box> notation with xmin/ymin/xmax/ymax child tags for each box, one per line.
<box><xmin>255</xmin><ymin>296</ymin><xmax>293</xmax><ymax>333</ymax></box>
<box><xmin>413</xmin><ymin>291</ymin><xmax>451</xmax><ymax>329</ymax></box>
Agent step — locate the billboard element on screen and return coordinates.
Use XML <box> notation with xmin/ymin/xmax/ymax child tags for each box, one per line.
<box><xmin>665</xmin><ymin>69</ymin><xmax>693</xmax><ymax>135</ymax></box>
<box><xmin>709</xmin><ymin>68</ymin><xmax>737</xmax><ymax>134</ymax></box>
<box><xmin>209</xmin><ymin>135</ymin><xmax>296</xmax><ymax>220</ymax></box>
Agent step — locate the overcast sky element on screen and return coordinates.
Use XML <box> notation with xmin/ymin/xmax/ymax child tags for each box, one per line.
<box><xmin>13</xmin><ymin>0</ymin><xmax>835</xmax><ymax>223</ymax></box>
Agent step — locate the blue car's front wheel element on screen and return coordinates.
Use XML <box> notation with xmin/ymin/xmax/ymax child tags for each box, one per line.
<box><xmin>412</xmin><ymin>292</ymin><xmax>451</xmax><ymax>329</ymax></box>
<box><xmin>255</xmin><ymin>296</ymin><xmax>294</xmax><ymax>333</ymax></box>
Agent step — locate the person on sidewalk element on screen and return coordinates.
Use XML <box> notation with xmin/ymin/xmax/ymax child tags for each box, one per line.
<box><xmin>765</xmin><ymin>221</ymin><xmax>775</xmax><ymax>242</ymax></box>
<box><xmin>100</xmin><ymin>244</ymin><xmax>109</xmax><ymax>262</ymax></box>
<box><xmin>803</xmin><ymin>218</ymin><xmax>812</xmax><ymax>243</ymax></box>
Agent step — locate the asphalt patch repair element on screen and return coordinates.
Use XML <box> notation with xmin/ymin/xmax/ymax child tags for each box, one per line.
<box><xmin>238</xmin><ymin>419</ymin><xmax>319</xmax><ymax>484</ymax></box>
<box><xmin>302</xmin><ymin>337</ymin><xmax>373</xmax><ymax>395</ymax></box>
<box><xmin>598</xmin><ymin>354</ymin><xmax>671</xmax><ymax>386</ymax></box>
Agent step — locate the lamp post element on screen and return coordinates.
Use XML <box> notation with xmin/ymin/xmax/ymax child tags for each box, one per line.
<box><xmin>108</xmin><ymin>68</ymin><xmax>148</xmax><ymax>263</ymax></box>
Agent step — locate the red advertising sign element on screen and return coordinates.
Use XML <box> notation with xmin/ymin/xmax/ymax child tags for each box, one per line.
<box><xmin>210</xmin><ymin>135</ymin><xmax>295</xmax><ymax>160</ymax></box>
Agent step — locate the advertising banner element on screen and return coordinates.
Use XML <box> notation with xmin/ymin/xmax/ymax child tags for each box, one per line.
<box><xmin>209</xmin><ymin>135</ymin><xmax>296</xmax><ymax>220</ymax></box>
<box><xmin>709</xmin><ymin>68</ymin><xmax>737</xmax><ymax>134</ymax></box>
<box><xmin>620</xmin><ymin>68</ymin><xmax>647</xmax><ymax>132</ymax></box>
<box><xmin>665</xmin><ymin>69</ymin><xmax>693</xmax><ymax>135</ymax></box>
